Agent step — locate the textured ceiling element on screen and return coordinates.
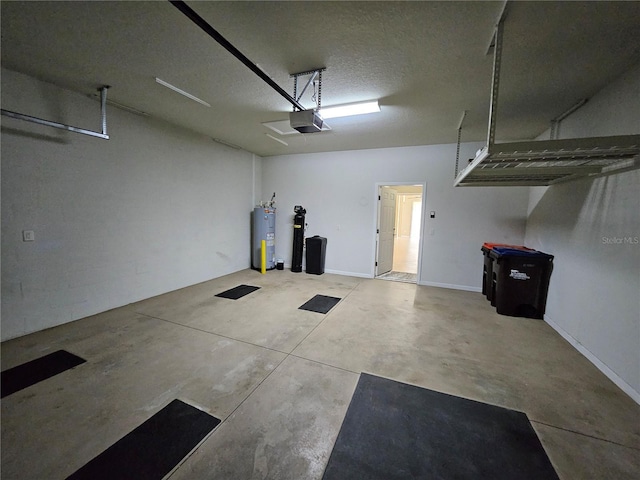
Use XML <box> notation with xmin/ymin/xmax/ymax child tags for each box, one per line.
<box><xmin>2</xmin><ymin>1</ymin><xmax>639</xmax><ymax>157</ymax></box>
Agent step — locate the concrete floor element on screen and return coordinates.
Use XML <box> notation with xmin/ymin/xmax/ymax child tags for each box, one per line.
<box><xmin>1</xmin><ymin>269</ymin><xmax>639</xmax><ymax>479</ymax></box>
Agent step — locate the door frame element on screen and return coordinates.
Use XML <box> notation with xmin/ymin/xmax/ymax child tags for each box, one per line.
<box><xmin>372</xmin><ymin>181</ymin><xmax>427</xmax><ymax>283</ymax></box>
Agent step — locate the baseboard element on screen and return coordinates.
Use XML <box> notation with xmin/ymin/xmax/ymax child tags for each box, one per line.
<box><xmin>279</xmin><ymin>265</ymin><xmax>372</xmax><ymax>279</ymax></box>
<box><xmin>324</xmin><ymin>269</ymin><xmax>373</xmax><ymax>279</ymax></box>
<box><xmin>417</xmin><ymin>280</ymin><xmax>482</xmax><ymax>293</ymax></box>
<box><xmin>544</xmin><ymin>315</ymin><xmax>640</xmax><ymax>405</ymax></box>
<box><xmin>283</xmin><ymin>267</ymin><xmax>482</xmax><ymax>289</ymax></box>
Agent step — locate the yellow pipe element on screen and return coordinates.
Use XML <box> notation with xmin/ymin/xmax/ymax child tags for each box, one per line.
<box><xmin>261</xmin><ymin>239</ymin><xmax>266</xmax><ymax>274</ymax></box>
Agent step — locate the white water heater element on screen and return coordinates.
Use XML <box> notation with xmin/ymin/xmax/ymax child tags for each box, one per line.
<box><xmin>252</xmin><ymin>206</ymin><xmax>276</xmax><ymax>270</ymax></box>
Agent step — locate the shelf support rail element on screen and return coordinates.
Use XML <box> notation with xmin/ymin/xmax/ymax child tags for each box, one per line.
<box><xmin>486</xmin><ymin>19</ymin><xmax>504</xmax><ymax>149</ymax></box>
<box><xmin>1</xmin><ymin>86</ymin><xmax>110</xmax><ymax>140</ymax></box>
<box><xmin>454</xmin><ymin>110</ymin><xmax>467</xmax><ymax>179</ymax></box>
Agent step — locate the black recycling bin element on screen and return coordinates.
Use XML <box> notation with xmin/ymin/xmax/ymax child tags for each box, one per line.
<box><xmin>481</xmin><ymin>244</ymin><xmax>495</xmax><ymax>299</ymax></box>
<box><xmin>490</xmin><ymin>247</ymin><xmax>554</xmax><ymax>319</ymax></box>
<box><xmin>482</xmin><ymin>243</ymin><xmax>533</xmax><ymax>302</ymax></box>
<box><xmin>306</xmin><ymin>236</ymin><xmax>327</xmax><ymax>275</ymax></box>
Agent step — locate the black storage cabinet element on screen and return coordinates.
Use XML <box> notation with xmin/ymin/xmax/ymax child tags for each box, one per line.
<box><xmin>490</xmin><ymin>247</ymin><xmax>554</xmax><ymax>319</ymax></box>
<box><xmin>306</xmin><ymin>236</ymin><xmax>327</xmax><ymax>275</ymax></box>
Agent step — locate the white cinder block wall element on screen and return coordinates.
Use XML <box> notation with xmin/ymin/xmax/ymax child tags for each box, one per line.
<box><xmin>261</xmin><ymin>144</ymin><xmax>530</xmax><ymax>289</ymax></box>
<box><xmin>525</xmin><ymin>63</ymin><xmax>640</xmax><ymax>402</ymax></box>
<box><xmin>1</xmin><ymin>69</ymin><xmax>261</xmax><ymax>341</ymax></box>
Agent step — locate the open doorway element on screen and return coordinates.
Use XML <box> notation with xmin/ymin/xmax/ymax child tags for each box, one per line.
<box><xmin>375</xmin><ymin>184</ymin><xmax>424</xmax><ymax>283</ymax></box>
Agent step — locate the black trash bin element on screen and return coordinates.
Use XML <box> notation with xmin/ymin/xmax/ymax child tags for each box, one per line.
<box><xmin>490</xmin><ymin>247</ymin><xmax>554</xmax><ymax>319</ymax></box>
<box><xmin>482</xmin><ymin>243</ymin><xmax>534</xmax><ymax>302</ymax></box>
<box><xmin>306</xmin><ymin>236</ymin><xmax>327</xmax><ymax>275</ymax></box>
<box><xmin>481</xmin><ymin>244</ymin><xmax>493</xmax><ymax>299</ymax></box>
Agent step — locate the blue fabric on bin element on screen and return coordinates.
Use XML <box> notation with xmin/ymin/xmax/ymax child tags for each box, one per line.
<box><xmin>492</xmin><ymin>247</ymin><xmax>553</xmax><ymax>259</ymax></box>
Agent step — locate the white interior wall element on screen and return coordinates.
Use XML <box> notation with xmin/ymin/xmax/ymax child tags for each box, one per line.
<box><xmin>262</xmin><ymin>144</ymin><xmax>529</xmax><ymax>290</ymax></box>
<box><xmin>525</xmin><ymin>63</ymin><xmax>640</xmax><ymax>402</ymax></box>
<box><xmin>1</xmin><ymin>69</ymin><xmax>258</xmax><ymax>341</ymax></box>
<box><xmin>252</xmin><ymin>153</ymin><xmax>263</xmax><ymax>207</ymax></box>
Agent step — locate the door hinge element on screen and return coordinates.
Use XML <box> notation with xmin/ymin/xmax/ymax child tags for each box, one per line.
<box><xmin>378</xmin><ymin>195</ymin><xmax>381</xmax><ymax>200</ymax></box>
<box><xmin>377</xmin><ymin>229</ymin><xmax>379</xmax><ymax>234</ymax></box>
<box><xmin>375</xmin><ymin>261</ymin><xmax>378</xmax><ymax>266</ymax></box>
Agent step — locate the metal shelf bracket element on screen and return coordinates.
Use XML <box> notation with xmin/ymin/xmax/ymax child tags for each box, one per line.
<box><xmin>1</xmin><ymin>86</ymin><xmax>111</xmax><ymax>140</ymax></box>
<box><xmin>454</xmin><ymin>9</ymin><xmax>640</xmax><ymax>187</ymax></box>
<box><xmin>290</xmin><ymin>68</ymin><xmax>326</xmax><ymax>112</ymax></box>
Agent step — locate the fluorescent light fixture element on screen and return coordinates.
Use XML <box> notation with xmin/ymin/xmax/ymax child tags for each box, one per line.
<box><xmin>319</xmin><ymin>100</ymin><xmax>380</xmax><ymax>119</ymax></box>
<box><xmin>155</xmin><ymin>77</ymin><xmax>211</xmax><ymax>107</ymax></box>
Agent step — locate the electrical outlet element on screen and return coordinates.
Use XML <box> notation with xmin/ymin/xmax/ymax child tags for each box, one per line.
<box><xmin>22</xmin><ymin>230</ymin><xmax>35</xmax><ymax>242</ymax></box>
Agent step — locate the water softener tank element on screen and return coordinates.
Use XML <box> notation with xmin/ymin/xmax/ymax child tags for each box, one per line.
<box><xmin>292</xmin><ymin>205</ymin><xmax>306</xmax><ymax>272</ymax></box>
<box><xmin>252</xmin><ymin>206</ymin><xmax>276</xmax><ymax>270</ymax></box>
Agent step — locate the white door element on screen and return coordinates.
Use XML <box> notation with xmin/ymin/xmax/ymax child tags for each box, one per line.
<box><xmin>376</xmin><ymin>187</ymin><xmax>397</xmax><ymax>276</ymax></box>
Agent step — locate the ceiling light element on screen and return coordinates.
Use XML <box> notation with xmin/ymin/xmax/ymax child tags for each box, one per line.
<box><xmin>318</xmin><ymin>100</ymin><xmax>380</xmax><ymax>119</ymax></box>
<box><xmin>155</xmin><ymin>77</ymin><xmax>211</xmax><ymax>107</ymax></box>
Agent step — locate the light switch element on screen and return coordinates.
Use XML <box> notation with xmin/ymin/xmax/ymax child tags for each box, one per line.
<box><xmin>23</xmin><ymin>230</ymin><xmax>35</xmax><ymax>242</ymax></box>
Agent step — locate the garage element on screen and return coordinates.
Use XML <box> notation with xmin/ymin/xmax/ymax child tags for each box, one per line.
<box><xmin>1</xmin><ymin>1</ymin><xmax>639</xmax><ymax>478</ymax></box>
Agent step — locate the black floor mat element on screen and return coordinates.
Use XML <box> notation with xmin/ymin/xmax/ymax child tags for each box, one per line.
<box><xmin>322</xmin><ymin>373</ymin><xmax>559</xmax><ymax>480</ymax></box>
<box><xmin>298</xmin><ymin>294</ymin><xmax>341</xmax><ymax>314</ymax></box>
<box><xmin>215</xmin><ymin>284</ymin><xmax>260</xmax><ymax>300</ymax></box>
<box><xmin>67</xmin><ymin>399</ymin><xmax>221</xmax><ymax>480</ymax></box>
<box><xmin>1</xmin><ymin>349</ymin><xmax>86</xmax><ymax>399</ymax></box>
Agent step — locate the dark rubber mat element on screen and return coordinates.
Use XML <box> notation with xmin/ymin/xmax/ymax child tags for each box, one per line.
<box><xmin>322</xmin><ymin>373</ymin><xmax>559</xmax><ymax>480</ymax></box>
<box><xmin>1</xmin><ymin>349</ymin><xmax>86</xmax><ymax>399</ymax></box>
<box><xmin>67</xmin><ymin>399</ymin><xmax>221</xmax><ymax>480</ymax></box>
<box><xmin>298</xmin><ymin>294</ymin><xmax>341</xmax><ymax>314</ymax></box>
<box><xmin>215</xmin><ymin>284</ymin><xmax>260</xmax><ymax>300</ymax></box>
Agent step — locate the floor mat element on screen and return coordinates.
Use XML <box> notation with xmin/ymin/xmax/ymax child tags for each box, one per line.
<box><xmin>376</xmin><ymin>271</ymin><xmax>417</xmax><ymax>283</ymax></box>
<box><xmin>66</xmin><ymin>399</ymin><xmax>221</xmax><ymax>480</ymax></box>
<box><xmin>215</xmin><ymin>284</ymin><xmax>260</xmax><ymax>300</ymax></box>
<box><xmin>298</xmin><ymin>294</ymin><xmax>341</xmax><ymax>314</ymax></box>
<box><xmin>322</xmin><ymin>373</ymin><xmax>559</xmax><ymax>480</ymax></box>
<box><xmin>1</xmin><ymin>349</ymin><xmax>86</xmax><ymax>399</ymax></box>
